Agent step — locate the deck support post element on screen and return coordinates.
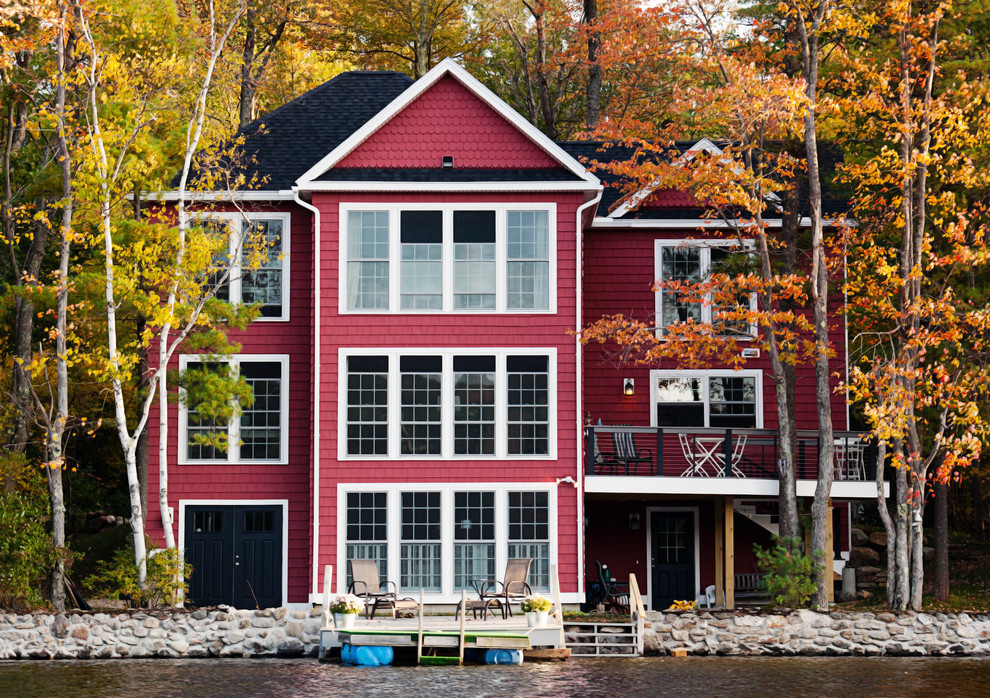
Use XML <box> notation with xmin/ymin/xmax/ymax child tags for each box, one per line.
<box><xmin>714</xmin><ymin>499</ymin><xmax>724</xmax><ymax>607</ymax></box>
<box><xmin>724</xmin><ymin>497</ymin><xmax>735</xmax><ymax>610</ymax></box>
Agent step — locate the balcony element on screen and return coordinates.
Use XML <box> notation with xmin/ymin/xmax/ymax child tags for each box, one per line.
<box><xmin>584</xmin><ymin>426</ymin><xmax>882</xmax><ymax>498</ymax></box>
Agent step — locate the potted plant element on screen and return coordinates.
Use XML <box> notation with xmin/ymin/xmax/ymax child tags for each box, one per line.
<box><xmin>329</xmin><ymin>593</ymin><xmax>364</xmax><ymax>630</ymax></box>
<box><xmin>520</xmin><ymin>594</ymin><xmax>552</xmax><ymax>627</ymax></box>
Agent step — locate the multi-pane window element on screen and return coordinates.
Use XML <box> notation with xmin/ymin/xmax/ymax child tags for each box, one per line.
<box><xmin>347</xmin><ymin>210</ymin><xmax>390</xmax><ymax>310</ymax></box>
<box><xmin>453</xmin><ymin>211</ymin><xmax>497</xmax><ymax>310</ymax></box>
<box><xmin>347</xmin><ymin>356</ymin><xmax>388</xmax><ymax>456</ymax></box>
<box><xmin>400</xmin><ymin>211</ymin><xmax>443</xmax><ymax>310</ymax></box>
<box><xmin>400</xmin><ymin>356</ymin><xmax>442</xmax><ymax>455</ymax></box>
<box><xmin>180</xmin><ymin>356</ymin><xmax>288</xmax><ymax>464</ymax></box>
<box><xmin>193</xmin><ymin>214</ymin><xmax>289</xmax><ymax>320</ymax></box>
<box><xmin>401</xmin><ymin>492</ymin><xmax>442</xmax><ymax>592</ymax></box>
<box><xmin>343</xmin><ymin>351</ymin><xmax>554</xmax><ymax>459</ymax></box>
<box><xmin>653</xmin><ymin>371</ymin><xmax>760</xmax><ymax>429</ymax></box>
<box><xmin>508</xmin><ymin>491</ymin><xmax>550</xmax><ymax>591</ymax></box>
<box><xmin>506</xmin><ymin>210</ymin><xmax>549</xmax><ymax>309</ymax></box>
<box><xmin>240</xmin><ymin>219</ymin><xmax>284</xmax><ymax>317</ymax></box>
<box><xmin>507</xmin><ymin>356</ymin><xmax>549</xmax><ymax>455</ymax></box>
<box><xmin>345</xmin><ymin>492</ymin><xmax>388</xmax><ymax>587</ymax></box>
<box><xmin>655</xmin><ymin>242</ymin><xmax>755</xmax><ymax>335</ymax></box>
<box><xmin>239</xmin><ymin>362</ymin><xmax>282</xmax><ymax>460</ymax></box>
<box><xmin>454</xmin><ymin>356</ymin><xmax>495</xmax><ymax>455</ymax></box>
<box><xmin>454</xmin><ymin>492</ymin><xmax>495</xmax><ymax>590</ymax></box>
<box><xmin>343</xmin><ymin>206</ymin><xmax>553</xmax><ymax>313</ymax></box>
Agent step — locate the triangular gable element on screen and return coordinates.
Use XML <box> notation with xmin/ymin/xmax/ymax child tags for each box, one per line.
<box><xmin>607</xmin><ymin>139</ymin><xmax>720</xmax><ymax>218</ymax></box>
<box><xmin>296</xmin><ymin>58</ymin><xmax>598</xmax><ymax>186</ymax></box>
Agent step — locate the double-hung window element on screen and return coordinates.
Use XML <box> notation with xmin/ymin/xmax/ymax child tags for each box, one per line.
<box><xmin>652</xmin><ymin>370</ymin><xmax>761</xmax><ymax>429</ymax></box>
<box><xmin>341</xmin><ymin>349</ymin><xmax>555</xmax><ymax>459</ymax></box>
<box><xmin>179</xmin><ymin>355</ymin><xmax>289</xmax><ymax>464</ymax></box>
<box><xmin>654</xmin><ymin>240</ymin><xmax>754</xmax><ymax>336</ymax></box>
<box><xmin>192</xmin><ymin>212</ymin><xmax>290</xmax><ymax>320</ymax></box>
<box><xmin>342</xmin><ymin>486</ymin><xmax>553</xmax><ymax>598</ymax></box>
<box><xmin>341</xmin><ymin>205</ymin><xmax>555</xmax><ymax>313</ymax></box>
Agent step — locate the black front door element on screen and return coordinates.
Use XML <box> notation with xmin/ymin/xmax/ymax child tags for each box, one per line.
<box><xmin>185</xmin><ymin>505</ymin><xmax>283</xmax><ymax>608</ymax></box>
<box><xmin>650</xmin><ymin>511</ymin><xmax>695</xmax><ymax>610</ymax></box>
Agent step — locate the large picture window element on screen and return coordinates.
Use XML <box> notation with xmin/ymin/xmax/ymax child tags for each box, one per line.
<box><xmin>341</xmin><ymin>349</ymin><xmax>555</xmax><ymax>459</ymax></box>
<box><xmin>654</xmin><ymin>241</ymin><xmax>754</xmax><ymax>336</ymax></box>
<box><xmin>179</xmin><ymin>355</ymin><xmax>289</xmax><ymax>464</ymax></box>
<box><xmin>340</xmin><ymin>486</ymin><xmax>553</xmax><ymax>600</ymax></box>
<box><xmin>191</xmin><ymin>212</ymin><xmax>290</xmax><ymax>321</ymax></box>
<box><xmin>341</xmin><ymin>205</ymin><xmax>555</xmax><ymax>313</ymax></box>
<box><xmin>652</xmin><ymin>370</ymin><xmax>761</xmax><ymax>429</ymax></box>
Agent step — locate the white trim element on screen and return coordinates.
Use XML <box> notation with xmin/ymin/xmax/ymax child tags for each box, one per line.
<box><xmin>184</xmin><ymin>210</ymin><xmax>291</xmax><ymax>322</ymax></box>
<box><xmin>292</xmin><ymin>191</ymin><xmax>322</xmax><ymax>599</ymax></box>
<box><xmin>338</xmin><ymin>202</ymin><xmax>557</xmax><ymax>315</ymax></box>
<box><xmin>653</xmin><ymin>239</ymin><xmax>757</xmax><ymax>338</ymax></box>
<box><xmin>177</xmin><ymin>498</ymin><xmax>289</xmax><ymax>608</ymax></box>
<box><xmin>591</xmin><ymin>217</ymin><xmax>848</xmax><ymax>229</ymax></box>
<box><xmin>301</xmin><ymin>181</ymin><xmax>598</xmax><ymax>193</ymax></box>
<box><xmin>145</xmin><ymin>190</ymin><xmax>297</xmax><ymax>202</ymax></box>
<box><xmin>177</xmin><ymin>354</ymin><xmax>291</xmax><ymax>465</ymax></box>
<box><xmin>334</xmin><ymin>482</ymin><xmax>558</xmax><ymax>604</ymax></box>
<box><xmin>296</xmin><ymin>58</ymin><xmax>599</xmax><ymax>188</ymax></box>
<box><xmin>337</xmin><ymin>347</ymin><xmax>557</xmax><ymax>461</ymax></box>
<box><xmin>584</xmin><ymin>476</ymin><xmax>889</xmax><ymax>498</ymax></box>
<box><xmin>645</xmin><ymin>506</ymin><xmax>701</xmax><ymax>611</ymax></box>
<box><xmin>650</xmin><ymin>369</ymin><xmax>764</xmax><ymax>430</ymax></box>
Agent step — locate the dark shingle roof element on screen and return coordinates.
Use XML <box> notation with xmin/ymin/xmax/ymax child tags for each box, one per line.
<box><xmin>316</xmin><ymin>168</ymin><xmax>582</xmax><ymax>183</ymax></box>
<box><xmin>233</xmin><ymin>71</ymin><xmax>414</xmax><ymax>190</ymax></box>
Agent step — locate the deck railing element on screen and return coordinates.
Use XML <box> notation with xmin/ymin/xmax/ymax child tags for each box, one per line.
<box><xmin>585</xmin><ymin>425</ymin><xmax>876</xmax><ymax>481</ymax></box>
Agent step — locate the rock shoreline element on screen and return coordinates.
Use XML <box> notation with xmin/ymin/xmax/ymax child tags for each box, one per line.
<box><xmin>642</xmin><ymin>609</ymin><xmax>990</xmax><ymax>656</ymax></box>
<box><xmin>2</xmin><ymin>608</ymin><xmax>989</xmax><ymax>659</ymax></box>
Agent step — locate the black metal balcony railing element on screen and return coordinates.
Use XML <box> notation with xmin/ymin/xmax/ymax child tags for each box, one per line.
<box><xmin>585</xmin><ymin>426</ymin><xmax>877</xmax><ymax>482</ymax></box>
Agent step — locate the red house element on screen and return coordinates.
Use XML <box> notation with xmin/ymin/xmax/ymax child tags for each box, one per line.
<box><xmin>147</xmin><ymin>59</ymin><xmax>879</xmax><ymax>611</ymax></box>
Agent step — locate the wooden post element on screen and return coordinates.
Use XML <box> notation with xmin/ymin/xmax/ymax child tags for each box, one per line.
<box><xmin>458</xmin><ymin>589</ymin><xmax>466</xmax><ymax>665</ymax></box>
<box><xmin>416</xmin><ymin>589</ymin><xmax>424</xmax><ymax>664</ymax></box>
<box><xmin>825</xmin><ymin>500</ymin><xmax>834</xmax><ymax>604</ymax></box>
<box><xmin>550</xmin><ymin>563</ymin><xmax>565</xmax><ymax>649</ymax></box>
<box><xmin>724</xmin><ymin>497</ymin><xmax>735</xmax><ymax>610</ymax></box>
<box><xmin>322</xmin><ymin>565</ymin><xmax>333</xmax><ymax>628</ymax></box>
<box><xmin>714</xmin><ymin>499</ymin><xmax>724</xmax><ymax>607</ymax></box>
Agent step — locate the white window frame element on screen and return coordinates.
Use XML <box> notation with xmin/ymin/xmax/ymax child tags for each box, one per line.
<box><xmin>653</xmin><ymin>239</ymin><xmax>756</xmax><ymax>337</ymax></box>
<box><xmin>186</xmin><ymin>210</ymin><xmax>291</xmax><ymax>322</ymax></box>
<box><xmin>336</xmin><ymin>482</ymin><xmax>557</xmax><ymax>602</ymax></box>
<box><xmin>649</xmin><ymin>369</ymin><xmax>764</xmax><ymax>429</ymax></box>
<box><xmin>338</xmin><ymin>347</ymin><xmax>557</xmax><ymax>461</ymax></box>
<box><xmin>177</xmin><ymin>354</ymin><xmax>290</xmax><ymax>465</ymax></box>
<box><xmin>339</xmin><ymin>203</ymin><xmax>557</xmax><ymax>314</ymax></box>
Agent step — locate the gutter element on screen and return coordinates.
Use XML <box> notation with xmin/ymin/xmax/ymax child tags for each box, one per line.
<box><xmin>292</xmin><ymin>188</ymin><xmax>323</xmax><ymax>599</ymax></box>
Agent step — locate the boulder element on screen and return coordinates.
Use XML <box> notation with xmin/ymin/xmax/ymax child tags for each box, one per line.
<box><xmin>849</xmin><ymin>546</ymin><xmax>881</xmax><ymax>567</ymax></box>
<box><xmin>868</xmin><ymin>531</ymin><xmax>888</xmax><ymax>548</ymax></box>
<box><xmin>851</xmin><ymin>528</ymin><xmax>869</xmax><ymax>546</ymax></box>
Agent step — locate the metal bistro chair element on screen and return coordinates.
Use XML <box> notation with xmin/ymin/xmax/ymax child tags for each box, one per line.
<box><xmin>595</xmin><ymin>560</ymin><xmax>630</xmax><ymax>614</ymax></box>
<box><xmin>347</xmin><ymin>559</ymin><xmax>396</xmax><ymax>619</ymax></box>
<box><xmin>478</xmin><ymin>558</ymin><xmax>533</xmax><ymax>617</ymax></box>
<box><xmin>611</xmin><ymin>429</ymin><xmax>653</xmax><ymax>475</ymax></box>
<box><xmin>834</xmin><ymin>438</ymin><xmax>866</xmax><ymax>481</ymax></box>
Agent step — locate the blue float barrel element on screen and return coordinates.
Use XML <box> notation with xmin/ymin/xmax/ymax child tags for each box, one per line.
<box><xmin>482</xmin><ymin>649</ymin><xmax>523</xmax><ymax>665</ymax></box>
<box><xmin>340</xmin><ymin>643</ymin><xmax>394</xmax><ymax>666</ymax></box>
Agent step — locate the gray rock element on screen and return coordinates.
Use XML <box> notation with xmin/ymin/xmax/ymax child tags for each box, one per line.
<box><xmin>849</xmin><ymin>546</ymin><xmax>881</xmax><ymax>567</ymax></box>
<box><xmin>851</xmin><ymin>528</ymin><xmax>869</xmax><ymax>545</ymax></box>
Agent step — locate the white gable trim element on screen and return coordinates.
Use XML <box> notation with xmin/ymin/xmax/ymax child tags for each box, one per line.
<box><xmin>295</xmin><ymin>58</ymin><xmax>599</xmax><ymax>189</ymax></box>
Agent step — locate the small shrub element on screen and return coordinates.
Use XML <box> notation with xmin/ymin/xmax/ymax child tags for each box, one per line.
<box><xmin>520</xmin><ymin>594</ymin><xmax>553</xmax><ymax>613</ymax></box>
<box><xmin>667</xmin><ymin>599</ymin><xmax>697</xmax><ymax>611</ymax></box>
<box><xmin>754</xmin><ymin>536</ymin><xmax>819</xmax><ymax>608</ymax></box>
<box><xmin>328</xmin><ymin>593</ymin><xmax>364</xmax><ymax>614</ymax></box>
<box><xmin>84</xmin><ymin>539</ymin><xmax>190</xmax><ymax>608</ymax></box>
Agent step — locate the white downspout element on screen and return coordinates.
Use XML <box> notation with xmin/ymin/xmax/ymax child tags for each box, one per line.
<box><xmin>574</xmin><ymin>188</ymin><xmax>602</xmax><ymax>598</ymax></box>
<box><xmin>293</xmin><ymin>188</ymin><xmax>322</xmax><ymax>600</ymax></box>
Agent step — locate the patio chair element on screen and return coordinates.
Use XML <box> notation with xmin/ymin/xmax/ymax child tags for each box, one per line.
<box><xmin>611</xmin><ymin>429</ymin><xmax>653</xmax><ymax>475</ymax></box>
<box><xmin>347</xmin><ymin>559</ymin><xmax>397</xmax><ymax>619</ymax></box>
<box><xmin>478</xmin><ymin>558</ymin><xmax>533</xmax><ymax>617</ymax></box>
<box><xmin>701</xmin><ymin>584</ymin><xmax>716</xmax><ymax>608</ymax></box>
<box><xmin>595</xmin><ymin>560</ymin><xmax>630</xmax><ymax>614</ymax></box>
<box><xmin>834</xmin><ymin>438</ymin><xmax>866</xmax><ymax>481</ymax></box>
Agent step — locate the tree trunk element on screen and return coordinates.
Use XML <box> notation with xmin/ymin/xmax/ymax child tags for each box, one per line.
<box><xmin>133</xmin><ymin>197</ymin><xmax>149</xmax><ymax>521</ymax></box>
<box><xmin>934</xmin><ymin>477</ymin><xmax>949</xmax><ymax>602</ymax></box>
<box><xmin>531</xmin><ymin>7</ymin><xmax>559</xmax><ymax>140</ymax></box>
<box><xmin>158</xmin><ymin>364</ymin><xmax>176</xmax><ymax>549</ymax></box>
<box><xmin>238</xmin><ymin>3</ymin><xmax>258</xmax><ymax>129</ymax></box>
<box><xmin>910</xmin><ymin>478</ymin><xmax>926</xmax><ymax>610</ymax></box>
<box><xmin>584</xmin><ymin>0</ymin><xmax>601</xmax><ymax>129</ymax></box>
<box><xmin>894</xmin><ymin>452</ymin><xmax>910</xmax><ymax>609</ymax></box>
<box><xmin>873</xmin><ymin>442</ymin><xmax>897</xmax><ymax>607</ymax></box>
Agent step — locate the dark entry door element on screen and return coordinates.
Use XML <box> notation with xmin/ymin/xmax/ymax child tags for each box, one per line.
<box><xmin>185</xmin><ymin>505</ymin><xmax>283</xmax><ymax>608</ymax></box>
<box><xmin>650</xmin><ymin>511</ymin><xmax>695</xmax><ymax>610</ymax></box>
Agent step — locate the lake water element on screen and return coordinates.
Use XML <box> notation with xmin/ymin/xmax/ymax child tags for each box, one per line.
<box><xmin>1</xmin><ymin>656</ymin><xmax>988</xmax><ymax>697</ymax></box>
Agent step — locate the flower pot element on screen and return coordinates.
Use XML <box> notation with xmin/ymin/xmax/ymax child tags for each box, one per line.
<box><xmin>526</xmin><ymin>610</ymin><xmax>549</xmax><ymax>627</ymax></box>
<box><xmin>334</xmin><ymin>612</ymin><xmax>357</xmax><ymax>630</ymax></box>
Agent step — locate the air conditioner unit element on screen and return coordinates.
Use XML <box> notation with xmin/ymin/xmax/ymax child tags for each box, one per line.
<box><xmin>741</xmin><ymin>348</ymin><xmax>760</xmax><ymax>359</ymax></box>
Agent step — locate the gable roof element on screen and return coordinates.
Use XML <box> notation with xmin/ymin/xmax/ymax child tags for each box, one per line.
<box><xmin>230</xmin><ymin>71</ymin><xmax>415</xmax><ymax>192</ymax></box>
<box><xmin>297</xmin><ymin>58</ymin><xmax>599</xmax><ymax>190</ymax></box>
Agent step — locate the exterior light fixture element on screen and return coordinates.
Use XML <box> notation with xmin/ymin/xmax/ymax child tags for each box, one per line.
<box><xmin>442</xmin><ymin>155</ymin><xmax>454</xmax><ymax>168</ymax></box>
<box><xmin>623</xmin><ymin>378</ymin><xmax>635</xmax><ymax>396</ymax></box>
<box><xmin>628</xmin><ymin>512</ymin><xmax>641</xmax><ymax>530</ymax></box>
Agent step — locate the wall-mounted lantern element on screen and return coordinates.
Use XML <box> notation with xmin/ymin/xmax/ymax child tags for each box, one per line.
<box><xmin>623</xmin><ymin>378</ymin><xmax>635</xmax><ymax>396</ymax></box>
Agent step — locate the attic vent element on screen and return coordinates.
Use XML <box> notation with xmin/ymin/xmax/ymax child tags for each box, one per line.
<box><xmin>741</xmin><ymin>348</ymin><xmax>760</xmax><ymax>359</ymax></box>
<box><xmin>442</xmin><ymin>156</ymin><xmax>454</xmax><ymax>168</ymax></box>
